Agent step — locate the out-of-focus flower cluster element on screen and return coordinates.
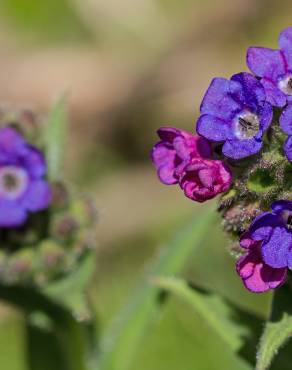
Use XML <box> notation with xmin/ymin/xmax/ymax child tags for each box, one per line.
<box><xmin>0</xmin><ymin>107</ymin><xmax>97</xmax><ymax>286</ymax></box>
<box><xmin>151</xmin><ymin>27</ymin><xmax>292</xmax><ymax>293</ymax></box>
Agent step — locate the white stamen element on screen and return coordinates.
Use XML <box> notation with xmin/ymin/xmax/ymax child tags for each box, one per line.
<box><xmin>233</xmin><ymin>111</ymin><xmax>260</xmax><ymax>140</ymax></box>
<box><xmin>0</xmin><ymin>166</ymin><xmax>28</xmax><ymax>200</ymax></box>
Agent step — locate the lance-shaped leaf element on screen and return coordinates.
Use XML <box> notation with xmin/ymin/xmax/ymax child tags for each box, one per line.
<box><xmin>153</xmin><ymin>276</ymin><xmax>248</xmax><ymax>352</ymax></box>
<box><xmin>43</xmin><ymin>251</ymin><xmax>96</xmax><ymax>319</ymax></box>
<box><xmin>98</xmin><ymin>207</ymin><xmax>218</xmax><ymax>370</ymax></box>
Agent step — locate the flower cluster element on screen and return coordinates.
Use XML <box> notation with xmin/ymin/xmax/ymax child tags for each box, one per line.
<box><xmin>151</xmin><ymin>127</ymin><xmax>232</xmax><ymax>202</ymax></box>
<box><xmin>0</xmin><ymin>127</ymin><xmax>51</xmax><ymax>227</ymax></box>
<box><xmin>0</xmin><ymin>107</ymin><xmax>97</xmax><ymax>286</ymax></box>
<box><xmin>151</xmin><ymin>27</ymin><xmax>292</xmax><ymax>293</ymax></box>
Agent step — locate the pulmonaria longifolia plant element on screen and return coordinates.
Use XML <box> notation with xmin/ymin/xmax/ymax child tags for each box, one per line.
<box><xmin>0</xmin><ymin>104</ymin><xmax>100</xmax><ymax>370</ymax></box>
<box><xmin>151</xmin><ymin>27</ymin><xmax>292</xmax><ymax>294</ymax></box>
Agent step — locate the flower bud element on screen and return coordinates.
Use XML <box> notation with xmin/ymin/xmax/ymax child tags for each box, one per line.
<box><xmin>6</xmin><ymin>248</ymin><xmax>34</xmax><ymax>284</ymax></box>
<box><xmin>70</xmin><ymin>197</ymin><xmax>97</xmax><ymax>227</ymax></box>
<box><xmin>38</xmin><ymin>240</ymin><xmax>68</xmax><ymax>282</ymax></box>
<box><xmin>51</xmin><ymin>181</ymin><xmax>70</xmax><ymax>209</ymax></box>
<box><xmin>51</xmin><ymin>214</ymin><xmax>78</xmax><ymax>242</ymax></box>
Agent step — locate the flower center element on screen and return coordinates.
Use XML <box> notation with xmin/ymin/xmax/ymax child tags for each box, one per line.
<box><xmin>0</xmin><ymin>166</ymin><xmax>28</xmax><ymax>200</ymax></box>
<box><xmin>234</xmin><ymin>112</ymin><xmax>260</xmax><ymax>140</ymax></box>
<box><xmin>278</xmin><ymin>75</ymin><xmax>292</xmax><ymax>95</ymax></box>
<box><xmin>287</xmin><ymin>215</ymin><xmax>292</xmax><ymax>230</ymax></box>
<box><xmin>281</xmin><ymin>210</ymin><xmax>292</xmax><ymax>230</ymax></box>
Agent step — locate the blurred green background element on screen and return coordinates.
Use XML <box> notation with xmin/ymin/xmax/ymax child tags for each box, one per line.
<box><xmin>0</xmin><ymin>0</ymin><xmax>291</xmax><ymax>369</ymax></box>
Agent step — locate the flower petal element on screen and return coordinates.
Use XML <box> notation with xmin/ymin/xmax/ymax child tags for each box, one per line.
<box><xmin>258</xmin><ymin>101</ymin><xmax>273</xmax><ymax>132</ymax></box>
<box><xmin>22</xmin><ymin>180</ymin><xmax>51</xmax><ymax>212</ymax></box>
<box><xmin>173</xmin><ymin>135</ymin><xmax>211</xmax><ymax>160</ymax></box>
<box><xmin>22</xmin><ymin>146</ymin><xmax>47</xmax><ymax>178</ymax></box>
<box><xmin>283</xmin><ymin>136</ymin><xmax>292</xmax><ymax>161</ymax></box>
<box><xmin>272</xmin><ymin>200</ymin><xmax>292</xmax><ymax>213</ymax></box>
<box><xmin>230</xmin><ymin>72</ymin><xmax>266</xmax><ymax>107</ymax></box>
<box><xmin>157</xmin><ymin>127</ymin><xmax>181</xmax><ymax>143</ymax></box>
<box><xmin>237</xmin><ymin>250</ymin><xmax>286</xmax><ymax>293</ymax></box>
<box><xmin>250</xmin><ymin>212</ymin><xmax>280</xmax><ymax>241</ymax></box>
<box><xmin>151</xmin><ymin>142</ymin><xmax>174</xmax><ymax>168</ymax></box>
<box><xmin>278</xmin><ymin>27</ymin><xmax>292</xmax><ymax>67</ymax></box>
<box><xmin>246</xmin><ymin>47</ymin><xmax>286</xmax><ymax>80</ymax></box>
<box><xmin>0</xmin><ymin>199</ymin><xmax>27</xmax><ymax>227</ymax></box>
<box><xmin>179</xmin><ymin>158</ymin><xmax>231</xmax><ymax>202</ymax></box>
<box><xmin>173</xmin><ymin>136</ymin><xmax>190</xmax><ymax>160</ymax></box>
<box><xmin>196</xmin><ymin>114</ymin><xmax>234</xmax><ymax>142</ymax></box>
<box><xmin>0</xmin><ymin>127</ymin><xmax>27</xmax><ymax>164</ymax></box>
<box><xmin>262</xmin><ymin>264</ymin><xmax>287</xmax><ymax>289</ymax></box>
<box><xmin>222</xmin><ymin>138</ymin><xmax>262</xmax><ymax>159</ymax></box>
<box><xmin>151</xmin><ymin>142</ymin><xmax>177</xmax><ymax>184</ymax></box>
<box><xmin>260</xmin><ymin>78</ymin><xmax>287</xmax><ymax>107</ymax></box>
<box><xmin>158</xmin><ymin>164</ymin><xmax>178</xmax><ymax>185</ymax></box>
<box><xmin>236</xmin><ymin>253</ymin><xmax>255</xmax><ymax>280</ymax></box>
<box><xmin>200</xmin><ymin>78</ymin><xmax>241</xmax><ymax>120</ymax></box>
<box><xmin>280</xmin><ymin>104</ymin><xmax>292</xmax><ymax>135</ymax></box>
<box><xmin>262</xmin><ymin>226</ymin><xmax>292</xmax><ymax>268</ymax></box>
<box><xmin>240</xmin><ymin>231</ymin><xmax>259</xmax><ymax>249</ymax></box>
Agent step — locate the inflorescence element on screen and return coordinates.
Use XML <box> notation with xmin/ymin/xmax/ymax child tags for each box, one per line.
<box><xmin>0</xmin><ymin>107</ymin><xmax>97</xmax><ymax>286</ymax></box>
<box><xmin>151</xmin><ymin>27</ymin><xmax>292</xmax><ymax>293</ymax></box>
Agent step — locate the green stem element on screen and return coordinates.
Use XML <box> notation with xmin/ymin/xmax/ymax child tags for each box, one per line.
<box><xmin>0</xmin><ymin>284</ymin><xmax>88</xmax><ymax>370</ymax></box>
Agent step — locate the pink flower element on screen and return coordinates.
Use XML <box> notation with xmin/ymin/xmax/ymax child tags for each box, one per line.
<box><xmin>151</xmin><ymin>127</ymin><xmax>211</xmax><ymax>185</ymax></box>
<box><xmin>179</xmin><ymin>158</ymin><xmax>232</xmax><ymax>202</ymax></box>
<box><xmin>236</xmin><ymin>232</ymin><xmax>287</xmax><ymax>293</ymax></box>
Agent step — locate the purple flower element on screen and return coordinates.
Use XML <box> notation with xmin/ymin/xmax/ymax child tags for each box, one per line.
<box><xmin>236</xmin><ymin>231</ymin><xmax>287</xmax><ymax>293</ymax></box>
<box><xmin>0</xmin><ymin>127</ymin><xmax>51</xmax><ymax>227</ymax></box>
<box><xmin>179</xmin><ymin>158</ymin><xmax>232</xmax><ymax>202</ymax></box>
<box><xmin>247</xmin><ymin>27</ymin><xmax>292</xmax><ymax>107</ymax></box>
<box><xmin>196</xmin><ymin>72</ymin><xmax>272</xmax><ymax>159</ymax></box>
<box><xmin>151</xmin><ymin>127</ymin><xmax>211</xmax><ymax>185</ymax></box>
<box><xmin>248</xmin><ymin>200</ymin><xmax>292</xmax><ymax>269</ymax></box>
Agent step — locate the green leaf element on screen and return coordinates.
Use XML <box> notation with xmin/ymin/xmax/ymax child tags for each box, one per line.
<box><xmin>43</xmin><ymin>251</ymin><xmax>98</xmax><ymax>365</ymax></box>
<box><xmin>43</xmin><ymin>251</ymin><xmax>96</xmax><ymax>318</ymax></box>
<box><xmin>153</xmin><ymin>276</ymin><xmax>248</xmax><ymax>351</ymax></box>
<box><xmin>44</xmin><ymin>95</ymin><xmax>67</xmax><ymax>181</ymax></box>
<box><xmin>98</xmin><ymin>207</ymin><xmax>217</xmax><ymax>370</ymax></box>
<box><xmin>256</xmin><ymin>284</ymin><xmax>292</xmax><ymax>370</ymax></box>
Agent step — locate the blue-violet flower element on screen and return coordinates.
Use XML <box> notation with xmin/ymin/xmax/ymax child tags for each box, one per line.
<box><xmin>249</xmin><ymin>200</ymin><xmax>292</xmax><ymax>269</ymax></box>
<box><xmin>247</xmin><ymin>27</ymin><xmax>292</xmax><ymax>107</ymax></box>
<box><xmin>196</xmin><ymin>72</ymin><xmax>272</xmax><ymax>159</ymax></box>
<box><xmin>0</xmin><ymin>127</ymin><xmax>51</xmax><ymax>227</ymax></box>
<box><xmin>279</xmin><ymin>104</ymin><xmax>292</xmax><ymax>160</ymax></box>
<box><xmin>236</xmin><ymin>231</ymin><xmax>287</xmax><ymax>293</ymax></box>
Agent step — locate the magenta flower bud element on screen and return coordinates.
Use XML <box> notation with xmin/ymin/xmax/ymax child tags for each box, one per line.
<box><xmin>151</xmin><ymin>127</ymin><xmax>211</xmax><ymax>185</ymax></box>
<box><xmin>179</xmin><ymin>158</ymin><xmax>232</xmax><ymax>202</ymax></box>
<box><xmin>236</xmin><ymin>232</ymin><xmax>287</xmax><ymax>293</ymax></box>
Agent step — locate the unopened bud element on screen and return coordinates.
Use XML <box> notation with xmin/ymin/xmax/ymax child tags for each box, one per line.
<box><xmin>51</xmin><ymin>181</ymin><xmax>70</xmax><ymax>209</ymax></box>
<box><xmin>6</xmin><ymin>248</ymin><xmax>34</xmax><ymax>284</ymax></box>
<box><xmin>51</xmin><ymin>214</ymin><xmax>78</xmax><ymax>242</ymax></box>
<box><xmin>70</xmin><ymin>197</ymin><xmax>97</xmax><ymax>228</ymax></box>
<box><xmin>39</xmin><ymin>240</ymin><xmax>67</xmax><ymax>273</ymax></box>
